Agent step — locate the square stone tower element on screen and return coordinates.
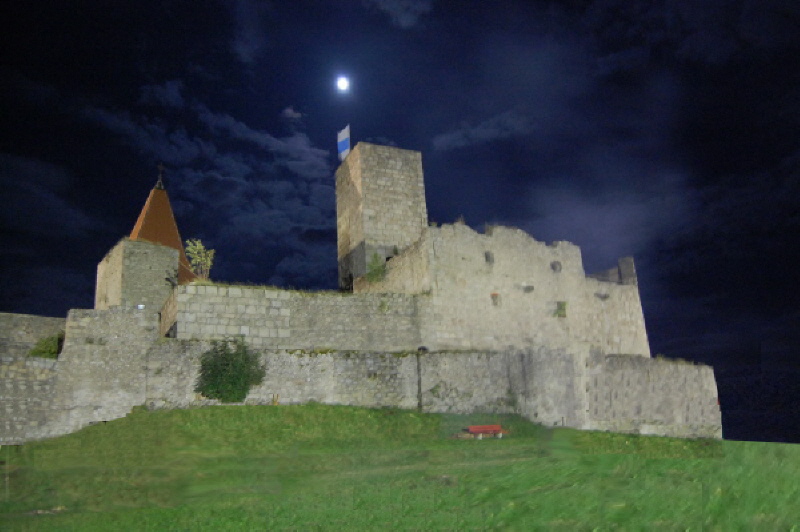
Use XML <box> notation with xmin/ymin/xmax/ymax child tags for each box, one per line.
<box><xmin>336</xmin><ymin>142</ymin><xmax>428</xmax><ymax>290</ymax></box>
<box><xmin>95</xmin><ymin>238</ymin><xmax>178</xmax><ymax>311</ymax></box>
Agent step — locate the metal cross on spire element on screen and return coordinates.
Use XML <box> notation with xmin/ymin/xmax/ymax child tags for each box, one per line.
<box><xmin>156</xmin><ymin>162</ymin><xmax>165</xmax><ymax>189</ymax></box>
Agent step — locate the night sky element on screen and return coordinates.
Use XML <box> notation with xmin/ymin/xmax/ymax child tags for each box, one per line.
<box><xmin>2</xmin><ymin>1</ymin><xmax>798</xmax><ymax>442</ymax></box>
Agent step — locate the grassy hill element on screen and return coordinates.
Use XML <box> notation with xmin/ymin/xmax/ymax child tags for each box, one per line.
<box><xmin>1</xmin><ymin>403</ymin><xmax>798</xmax><ymax>530</ymax></box>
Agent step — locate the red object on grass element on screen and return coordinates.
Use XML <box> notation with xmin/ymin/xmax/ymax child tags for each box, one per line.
<box><xmin>467</xmin><ymin>425</ymin><xmax>505</xmax><ymax>435</ymax></box>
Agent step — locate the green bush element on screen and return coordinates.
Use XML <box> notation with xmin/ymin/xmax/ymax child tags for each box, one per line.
<box><xmin>195</xmin><ymin>339</ymin><xmax>265</xmax><ymax>403</ymax></box>
<box><xmin>365</xmin><ymin>252</ymin><xmax>386</xmax><ymax>283</ymax></box>
<box><xmin>27</xmin><ymin>331</ymin><xmax>65</xmax><ymax>358</ymax></box>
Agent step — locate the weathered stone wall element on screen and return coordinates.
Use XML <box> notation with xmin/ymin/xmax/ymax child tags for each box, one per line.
<box><xmin>42</xmin><ymin>307</ymin><xmax>160</xmax><ymax>440</ymax></box>
<box><xmin>172</xmin><ymin>285</ymin><xmax>423</xmax><ymax>351</ymax></box>
<box><xmin>421</xmin><ymin>224</ymin><xmax>649</xmax><ymax>354</ymax></box>
<box><xmin>95</xmin><ymin>239</ymin><xmax>177</xmax><ymax>311</ymax></box>
<box><xmin>143</xmin><ymin>344</ymin><xmax>552</xmax><ymax>417</ymax></box>
<box><xmin>0</xmin><ymin>356</ymin><xmax>58</xmax><ymax>444</ymax></box>
<box><xmin>159</xmin><ymin>289</ymin><xmax>178</xmax><ymax>337</ymax></box>
<box><xmin>95</xmin><ymin>239</ymin><xmax>125</xmax><ymax>309</ymax></box>
<box><xmin>586</xmin><ymin>354</ymin><xmax>722</xmax><ymax>438</ymax></box>
<box><xmin>0</xmin><ymin>313</ymin><xmax>65</xmax><ymax>357</ymax></box>
<box><xmin>354</xmin><ymin>229</ymin><xmax>433</xmax><ymax>294</ymax></box>
<box><xmin>336</xmin><ymin>143</ymin><xmax>428</xmax><ymax>288</ymax></box>
<box><xmin>577</xmin><ymin>277</ymin><xmax>651</xmax><ymax>356</ymax></box>
<box><xmin>420</xmin><ymin>351</ymin><xmax>525</xmax><ymax>415</ymax></box>
<box><xmin>357</xmin><ymin>223</ymin><xmax>650</xmax><ymax>355</ymax></box>
<box><xmin>145</xmin><ymin>344</ymin><xmax>416</xmax><ymax>411</ymax></box>
<box><xmin>336</xmin><ymin>144</ymin><xmax>365</xmax><ymax>288</ymax></box>
<box><xmin>2</xmin><ymin>334</ymin><xmax>722</xmax><ymax>443</ymax></box>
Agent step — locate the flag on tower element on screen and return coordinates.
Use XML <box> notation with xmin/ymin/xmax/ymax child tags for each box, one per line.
<box><xmin>337</xmin><ymin>125</ymin><xmax>351</xmax><ymax>161</ymax></box>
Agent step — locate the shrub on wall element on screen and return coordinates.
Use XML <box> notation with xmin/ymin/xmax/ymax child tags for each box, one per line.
<box><xmin>27</xmin><ymin>331</ymin><xmax>65</xmax><ymax>359</ymax></box>
<box><xmin>195</xmin><ymin>339</ymin><xmax>265</xmax><ymax>403</ymax></box>
<box><xmin>366</xmin><ymin>252</ymin><xmax>387</xmax><ymax>282</ymax></box>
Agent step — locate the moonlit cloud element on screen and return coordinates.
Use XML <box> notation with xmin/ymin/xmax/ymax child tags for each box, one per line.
<box><xmin>362</xmin><ymin>0</ymin><xmax>433</xmax><ymax>29</ymax></box>
<box><xmin>524</xmin><ymin>176</ymin><xmax>699</xmax><ymax>272</ymax></box>
<box><xmin>281</xmin><ymin>106</ymin><xmax>303</xmax><ymax>121</ymax></box>
<box><xmin>432</xmin><ymin>110</ymin><xmax>532</xmax><ymax>150</ymax></box>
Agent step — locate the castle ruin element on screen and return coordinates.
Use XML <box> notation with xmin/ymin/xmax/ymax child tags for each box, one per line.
<box><xmin>1</xmin><ymin>143</ymin><xmax>723</xmax><ymax>444</ymax></box>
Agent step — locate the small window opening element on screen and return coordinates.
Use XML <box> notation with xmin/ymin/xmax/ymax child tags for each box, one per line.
<box><xmin>550</xmin><ymin>261</ymin><xmax>562</xmax><ymax>273</ymax></box>
<box><xmin>554</xmin><ymin>301</ymin><xmax>567</xmax><ymax>318</ymax></box>
<box><xmin>491</xmin><ymin>293</ymin><xmax>501</xmax><ymax>306</ymax></box>
<box><xmin>484</xmin><ymin>251</ymin><xmax>494</xmax><ymax>264</ymax></box>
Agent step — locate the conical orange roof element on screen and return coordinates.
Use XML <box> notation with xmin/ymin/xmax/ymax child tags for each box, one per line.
<box><xmin>130</xmin><ymin>177</ymin><xmax>196</xmax><ymax>284</ymax></box>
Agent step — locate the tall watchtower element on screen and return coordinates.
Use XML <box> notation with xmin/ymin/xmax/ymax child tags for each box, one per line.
<box><xmin>335</xmin><ymin>142</ymin><xmax>428</xmax><ymax>290</ymax></box>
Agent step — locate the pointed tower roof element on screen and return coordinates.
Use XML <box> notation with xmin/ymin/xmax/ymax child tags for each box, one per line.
<box><xmin>129</xmin><ymin>167</ymin><xmax>196</xmax><ymax>284</ymax></box>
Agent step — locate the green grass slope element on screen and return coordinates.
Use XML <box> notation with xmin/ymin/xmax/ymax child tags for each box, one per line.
<box><xmin>1</xmin><ymin>403</ymin><xmax>798</xmax><ymax>530</ymax></box>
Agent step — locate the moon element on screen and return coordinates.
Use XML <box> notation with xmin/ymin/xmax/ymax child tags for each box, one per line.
<box><xmin>336</xmin><ymin>76</ymin><xmax>350</xmax><ymax>92</ymax></box>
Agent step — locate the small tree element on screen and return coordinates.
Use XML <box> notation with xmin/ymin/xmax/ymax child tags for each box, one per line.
<box><xmin>185</xmin><ymin>238</ymin><xmax>216</xmax><ymax>280</ymax></box>
<box><xmin>195</xmin><ymin>339</ymin><xmax>265</xmax><ymax>403</ymax></box>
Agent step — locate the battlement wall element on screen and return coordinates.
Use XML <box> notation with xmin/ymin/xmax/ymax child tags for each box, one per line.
<box><xmin>0</xmin><ymin>312</ymin><xmax>65</xmax><ymax>357</ymax></box>
<box><xmin>172</xmin><ymin>285</ymin><xmax>423</xmax><ymax>351</ymax></box>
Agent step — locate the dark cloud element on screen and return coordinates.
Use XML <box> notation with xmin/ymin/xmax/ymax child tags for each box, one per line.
<box><xmin>362</xmin><ymin>0</ymin><xmax>434</xmax><ymax>29</ymax></box>
<box><xmin>229</xmin><ymin>0</ymin><xmax>269</xmax><ymax>64</ymax></box>
<box><xmin>80</xmin><ymin>107</ymin><xmax>212</xmax><ymax>166</ymax></box>
<box><xmin>139</xmin><ymin>80</ymin><xmax>185</xmax><ymax>108</ymax></box>
<box><xmin>193</xmin><ymin>104</ymin><xmax>330</xmax><ymax>180</ymax></box>
<box><xmin>582</xmin><ymin>0</ymin><xmax>800</xmax><ymax>67</ymax></box>
<box><xmin>524</xmin><ymin>172</ymin><xmax>698</xmax><ymax>272</ymax></box>
<box><xmin>0</xmin><ymin>154</ymin><xmax>101</xmax><ymax>238</ymax></box>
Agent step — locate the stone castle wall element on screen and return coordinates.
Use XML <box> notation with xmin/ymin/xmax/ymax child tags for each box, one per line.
<box><xmin>356</xmin><ymin>223</ymin><xmax>651</xmax><ymax>355</ymax></box>
<box><xmin>2</xmin><ymin>323</ymin><xmax>721</xmax><ymax>444</ymax></box>
<box><xmin>585</xmin><ymin>354</ymin><xmax>721</xmax><ymax>438</ymax></box>
<box><xmin>0</xmin><ymin>312</ymin><xmax>66</xmax><ymax>357</ymax></box>
<box><xmin>0</xmin><ymin>355</ymin><xmax>58</xmax><ymax>444</ymax></box>
<box><xmin>354</xmin><ymin>229</ymin><xmax>433</xmax><ymax>294</ymax></box>
<box><xmin>40</xmin><ymin>308</ymin><xmax>160</xmax><ymax>440</ymax></box>
<box><xmin>95</xmin><ymin>239</ymin><xmax>124</xmax><ymax>309</ymax></box>
<box><xmin>170</xmin><ymin>285</ymin><xmax>423</xmax><ymax>351</ymax></box>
